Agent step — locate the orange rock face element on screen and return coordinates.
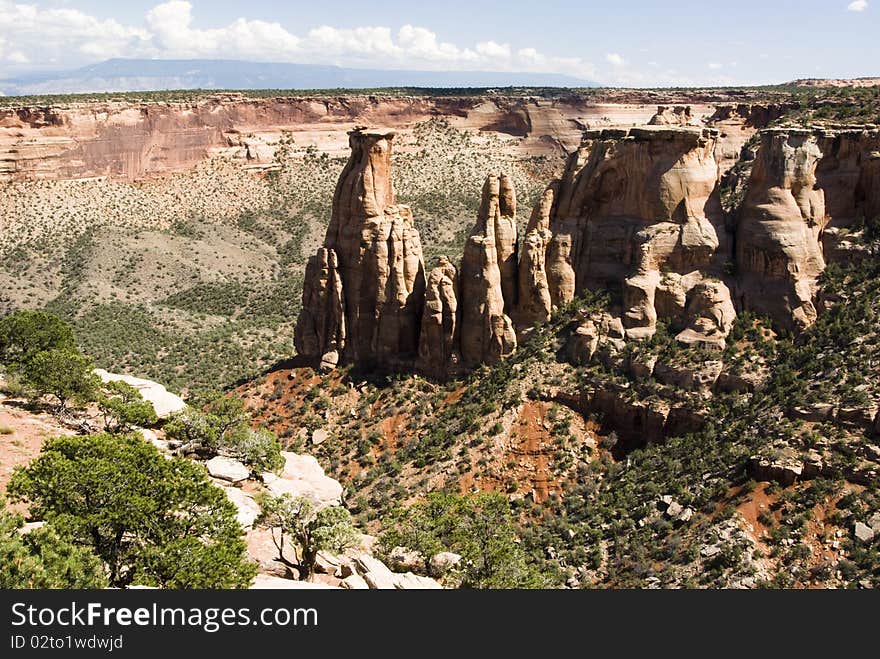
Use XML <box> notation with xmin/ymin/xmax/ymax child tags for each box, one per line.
<box><xmin>295</xmin><ymin>117</ymin><xmax>880</xmax><ymax>378</ymax></box>
<box><xmin>459</xmin><ymin>174</ymin><xmax>518</xmax><ymax>368</ymax></box>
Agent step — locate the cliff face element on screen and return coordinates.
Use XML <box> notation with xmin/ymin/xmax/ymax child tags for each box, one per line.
<box><xmin>297</xmin><ymin>124</ymin><xmax>738</xmax><ymax>376</ymax></box>
<box><xmin>0</xmin><ymin>93</ymin><xmax>748</xmax><ymax>183</ymax></box>
<box><xmin>736</xmin><ymin>126</ymin><xmax>880</xmax><ymax>330</ymax></box>
<box><xmin>0</xmin><ymin>97</ymin><xmax>477</xmax><ymax>181</ymax></box>
<box><xmin>706</xmin><ymin>103</ymin><xmax>793</xmax><ymax>175</ymax></box>
<box><xmin>0</xmin><ymin>94</ymin><xmax>667</xmax><ymax>182</ymax></box>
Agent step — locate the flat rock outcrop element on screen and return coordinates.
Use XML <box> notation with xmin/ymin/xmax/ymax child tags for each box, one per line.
<box><xmin>93</xmin><ymin>369</ymin><xmax>186</xmax><ymax>419</ymax></box>
<box><xmin>262</xmin><ymin>452</ymin><xmax>343</xmax><ymax>508</ymax></box>
<box><xmin>735</xmin><ymin>126</ymin><xmax>880</xmax><ymax>330</ymax></box>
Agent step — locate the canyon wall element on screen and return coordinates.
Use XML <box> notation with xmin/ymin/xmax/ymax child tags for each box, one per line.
<box><xmin>0</xmin><ymin>94</ymin><xmax>727</xmax><ymax>182</ymax></box>
<box><xmin>0</xmin><ymin>97</ymin><xmax>476</xmax><ymax>181</ymax></box>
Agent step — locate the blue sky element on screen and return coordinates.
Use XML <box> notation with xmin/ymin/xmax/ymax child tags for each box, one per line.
<box><xmin>0</xmin><ymin>0</ymin><xmax>877</xmax><ymax>86</ymax></box>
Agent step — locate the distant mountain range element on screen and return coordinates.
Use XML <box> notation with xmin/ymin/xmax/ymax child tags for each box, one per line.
<box><xmin>0</xmin><ymin>59</ymin><xmax>596</xmax><ymax>96</ymax></box>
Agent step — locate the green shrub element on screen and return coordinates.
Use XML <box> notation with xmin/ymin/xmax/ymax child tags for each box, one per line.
<box><xmin>21</xmin><ymin>348</ymin><xmax>99</xmax><ymax>412</ymax></box>
<box><xmin>8</xmin><ymin>433</ymin><xmax>255</xmax><ymax>588</ymax></box>
<box><xmin>0</xmin><ymin>310</ymin><xmax>75</xmax><ymax>368</ymax></box>
<box><xmin>0</xmin><ymin>504</ymin><xmax>108</xmax><ymax>589</ymax></box>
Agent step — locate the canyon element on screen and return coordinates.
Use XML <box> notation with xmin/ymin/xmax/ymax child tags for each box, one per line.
<box><xmin>2</xmin><ymin>85</ymin><xmax>880</xmax><ymax>589</ymax></box>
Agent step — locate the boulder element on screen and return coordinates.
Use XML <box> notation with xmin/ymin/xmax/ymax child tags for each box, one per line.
<box><xmin>653</xmin><ymin>359</ymin><xmax>723</xmax><ymax>392</ymax></box>
<box><xmin>206</xmin><ymin>456</ymin><xmax>249</xmax><ymax>483</ymax></box>
<box><xmin>246</xmin><ymin>527</ymin><xmax>298</xmax><ymax>574</ymax></box>
<box><xmin>701</xmin><ymin>544</ymin><xmax>721</xmax><ymax>558</ymax></box>
<box><xmin>568</xmin><ymin>321</ymin><xmax>600</xmax><ymax>364</ymax></box>
<box><xmin>837</xmin><ymin>405</ymin><xmax>879</xmax><ymax>430</ymax></box>
<box><xmin>18</xmin><ymin>521</ymin><xmax>46</xmax><ymax>535</ymax></box>
<box><xmin>314</xmin><ymin>551</ymin><xmax>345</xmax><ymax>576</ymax></box>
<box><xmin>388</xmin><ymin>546</ymin><xmax>425</xmax><ymax>573</ymax></box>
<box><xmin>352</xmin><ymin>553</ymin><xmax>402</xmax><ymax>589</ymax></box>
<box><xmin>868</xmin><ymin>512</ymin><xmax>880</xmax><ymax>534</ymax></box>
<box><xmin>353</xmin><ymin>553</ymin><xmax>390</xmax><ymax>576</ymax></box>
<box><xmin>665</xmin><ymin>501</ymin><xmax>684</xmax><ymax>518</ymax></box>
<box><xmin>429</xmin><ymin>551</ymin><xmax>463</xmax><ymax>576</ymax></box>
<box><xmin>854</xmin><ymin>522</ymin><xmax>875</xmax><ymax>545</ymax></box>
<box><xmin>363</xmin><ymin>571</ymin><xmax>397</xmax><ymax>589</ymax></box>
<box><xmin>749</xmin><ymin>455</ymin><xmax>803</xmax><ymax>486</ymax></box>
<box><xmin>223</xmin><ymin>487</ymin><xmax>260</xmax><ymax>528</ymax></box>
<box><xmin>392</xmin><ymin>573</ymin><xmax>443</xmax><ymax>590</ymax></box>
<box><xmin>340</xmin><ymin>574</ymin><xmax>370</xmax><ymax>590</ymax></box>
<box><xmin>676</xmin><ymin>280</ymin><xmax>736</xmax><ymax>351</ymax></box>
<box><xmin>263</xmin><ymin>452</ymin><xmax>343</xmax><ymax>507</ymax></box>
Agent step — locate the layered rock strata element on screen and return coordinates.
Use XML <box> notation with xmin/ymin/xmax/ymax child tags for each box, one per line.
<box><xmin>459</xmin><ymin>174</ymin><xmax>518</xmax><ymax>368</ymax></box>
<box><xmin>296</xmin><ymin>127</ymin><xmax>523</xmax><ymax>376</ymax></box>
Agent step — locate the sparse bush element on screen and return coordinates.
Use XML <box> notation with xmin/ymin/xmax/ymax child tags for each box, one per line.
<box><xmin>256</xmin><ymin>494</ymin><xmax>358</xmax><ymax>581</ymax></box>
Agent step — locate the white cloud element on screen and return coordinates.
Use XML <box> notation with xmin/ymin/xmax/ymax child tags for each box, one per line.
<box><xmin>303</xmin><ymin>26</ymin><xmax>398</xmax><ymax>58</ymax></box>
<box><xmin>847</xmin><ymin>1</ymin><xmax>868</xmax><ymax>11</ymax></box>
<box><xmin>476</xmin><ymin>41</ymin><xmax>511</xmax><ymax>58</ymax></box>
<box><xmin>0</xmin><ymin>0</ymin><xmax>152</xmax><ymax>68</ymax></box>
<box><xmin>146</xmin><ymin>1</ymin><xmax>300</xmax><ymax>59</ymax></box>
<box><xmin>708</xmin><ymin>61</ymin><xmax>723</xmax><ymax>70</ymax></box>
<box><xmin>605</xmin><ymin>53</ymin><xmax>625</xmax><ymax>67</ymax></box>
<box><xmin>0</xmin><ymin>1</ymin><xmax>600</xmax><ymax>80</ymax></box>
